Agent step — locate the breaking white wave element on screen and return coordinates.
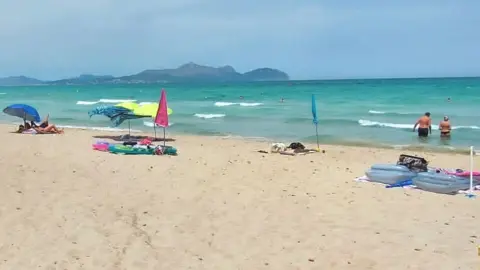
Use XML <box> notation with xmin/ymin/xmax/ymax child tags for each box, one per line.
<box><xmin>76</xmin><ymin>100</ymin><xmax>99</xmax><ymax>105</ymax></box>
<box><xmin>139</xmin><ymin>101</ymin><xmax>155</xmax><ymax>105</ymax></box>
<box><xmin>76</xmin><ymin>99</ymin><xmax>138</xmax><ymax>106</ymax></box>
<box><xmin>98</xmin><ymin>99</ymin><xmax>137</xmax><ymax>103</ymax></box>
<box><xmin>142</xmin><ymin>121</ymin><xmax>174</xmax><ymax>127</ymax></box>
<box><xmin>214</xmin><ymin>101</ymin><xmax>263</xmax><ymax>107</ymax></box>
<box><xmin>239</xmin><ymin>102</ymin><xmax>263</xmax><ymax>107</ymax></box>
<box><xmin>358</xmin><ymin>119</ymin><xmax>480</xmax><ymax>130</ymax></box>
<box><xmin>358</xmin><ymin>119</ymin><xmax>413</xmax><ymax>129</ymax></box>
<box><xmin>194</xmin><ymin>113</ymin><xmax>226</xmax><ymax>119</ymax></box>
<box><xmin>214</xmin><ymin>102</ymin><xmax>236</xmax><ymax>107</ymax></box>
<box><xmin>368</xmin><ymin>110</ymin><xmax>385</xmax><ymax>114</ymax></box>
<box><xmin>57</xmin><ymin>125</ymin><xmax>141</xmax><ymax>132</ymax></box>
<box><xmin>367</xmin><ymin>109</ymin><xmax>418</xmax><ymax>115</ymax></box>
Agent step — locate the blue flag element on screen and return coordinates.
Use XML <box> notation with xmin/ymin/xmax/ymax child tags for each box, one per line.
<box><xmin>311</xmin><ymin>94</ymin><xmax>318</xmax><ymax>125</ymax></box>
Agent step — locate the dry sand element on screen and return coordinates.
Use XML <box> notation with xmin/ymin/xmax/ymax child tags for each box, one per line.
<box><xmin>0</xmin><ymin>123</ymin><xmax>478</xmax><ymax>270</ymax></box>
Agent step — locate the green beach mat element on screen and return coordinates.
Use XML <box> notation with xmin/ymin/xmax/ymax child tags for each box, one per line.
<box><xmin>108</xmin><ymin>144</ymin><xmax>155</xmax><ymax>155</ymax></box>
<box><xmin>107</xmin><ymin>144</ymin><xmax>178</xmax><ymax>155</ymax></box>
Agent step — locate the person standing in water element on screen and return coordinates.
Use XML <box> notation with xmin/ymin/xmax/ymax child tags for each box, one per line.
<box><xmin>439</xmin><ymin>116</ymin><xmax>452</xmax><ymax>138</ymax></box>
<box><xmin>413</xmin><ymin>112</ymin><xmax>432</xmax><ymax>137</ymax></box>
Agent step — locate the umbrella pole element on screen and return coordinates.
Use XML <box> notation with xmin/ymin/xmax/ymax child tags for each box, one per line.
<box><xmin>128</xmin><ymin>120</ymin><xmax>131</xmax><ymax>136</ymax></box>
<box><xmin>153</xmin><ymin>121</ymin><xmax>157</xmax><ymax>140</ymax></box>
<box><xmin>163</xmin><ymin>127</ymin><xmax>166</xmax><ymax>147</ymax></box>
<box><xmin>315</xmin><ymin>123</ymin><xmax>320</xmax><ymax>151</ymax></box>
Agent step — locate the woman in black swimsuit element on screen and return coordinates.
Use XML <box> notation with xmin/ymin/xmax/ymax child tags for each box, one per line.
<box><xmin>31</xmin><ymin>114</ymin><xmax>49</xmax><ymax>128</ymax></box>
<box><xmin>439</xmin><ymin>116</ymin><xmax>451</xmax><ymax>138</ymax></box>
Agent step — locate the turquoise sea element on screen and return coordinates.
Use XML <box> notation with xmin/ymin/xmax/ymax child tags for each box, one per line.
<box><xmin>1</xmin><ymin>77</ymin><xmax>479</xmax><ymax>152</ymax></box>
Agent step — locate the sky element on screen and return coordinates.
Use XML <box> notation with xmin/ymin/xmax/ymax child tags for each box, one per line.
<box><xmin>0</xmin><ymin>0</ymin><xmax>479</xmax><ymax>80</ymax></box>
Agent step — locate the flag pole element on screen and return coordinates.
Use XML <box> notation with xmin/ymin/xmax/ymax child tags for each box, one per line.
<box><xmin>466</xmin><ymin>146</ymin><xmax>476</xmax><ymax>198</ymax></box>
<box><xmin>311</xmin><ymin>94</ymin><xmax>320</xmax><ymax>152</ymax></box>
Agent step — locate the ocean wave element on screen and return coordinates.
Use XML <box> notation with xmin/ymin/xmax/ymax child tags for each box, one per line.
<box><xmin>368</xmin><ymin>110</ymin><xmax>418</xmax><ymax>116</ymax></box>
<box><xmin>194</xmin><ymin>113</ymin><xmax>226</xmax><ymax>119</ymax></box>
<box><xmin>57</xmin><ymin>125</ymin><xmax>141</xmax><ymax>132</ymax></box>
<box><xmin>213</xmin><ymin>101</ymin><xmax>263</xmax><ymax>107</ymax></box>
<box><xmin>358</xmin><ymin>119</ymin><xmax>480</xmax><ymax>130</ymax></box>
<box><xmin>76</xmin><ymin>101</ymin><xmax>99</xmax><ymax>105</ymax></box>
<box><xmin>239</xmin><ymin>102</ymin><xmax>263</xmax><ymax>107</ymax></box>
<box><xmin>368</xmin><ymin>110</ymin><xmax>385</xmax><ymax>114</ymax></box>
<box><xmin>139</xmin><ymin>101</ymin><xmax>155</xmax><ymax>105</ymax></box>
<box><xmin>358</xmin><ymin>119</ymin><xmax>412</xmax><ymax>129</ymax></box>
<box><xmin>76</xmin><ymin>99</ymin><xmax>137</xmax><ymax>105</ymax></box>
<box><xmin>98</xmin><ymin>99</ymin><xmax>137</xmax><ymax>103</ymax></box>
<box><xmin>142</xmin><ymin>121</ymin><xmax>174</xmax><ymax>127</ymax></box>
<box><xmin>214</xmin><ymin>102</ymin><xmax>236</xmax><ymax>107</ymax></box>
<box><xmin>0</xmin><ymin>93</ymin><xmax>6</xmax><ymax>95</ymax></box>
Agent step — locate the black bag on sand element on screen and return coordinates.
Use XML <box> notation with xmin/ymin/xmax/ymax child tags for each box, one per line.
<box><xmin>397</xmin><ymin>154</ymin><xmax>428</xmax><ymax>172</ymax></box>
<box><xmin>288</xmin><ymin>142</ymin><xmax>305</xmax><ymax>150</ymax></box>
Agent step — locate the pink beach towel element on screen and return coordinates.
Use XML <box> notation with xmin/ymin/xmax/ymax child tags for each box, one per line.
<box><xmin>92</xmin><ymin>142</ymin><xmax>110</xmax><ymax>151</ymax></box>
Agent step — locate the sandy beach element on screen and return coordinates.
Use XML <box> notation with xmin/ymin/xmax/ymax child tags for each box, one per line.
<box><xmin>0</xmin><ymin>123</ymin><xmax>478</xmax><ymax>270</ymax></box>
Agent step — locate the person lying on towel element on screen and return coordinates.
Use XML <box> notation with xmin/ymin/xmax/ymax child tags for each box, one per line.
<box><xmin>18</xmin><ymin>122</ymin><xmax>64</xmax><ymax>134</ymax></box>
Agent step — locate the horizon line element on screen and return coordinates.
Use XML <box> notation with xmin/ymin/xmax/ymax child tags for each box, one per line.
<box><xmin>0</xmin><ymin>74</ymin><xmax>479</xmax><ymax>82</ymax></box>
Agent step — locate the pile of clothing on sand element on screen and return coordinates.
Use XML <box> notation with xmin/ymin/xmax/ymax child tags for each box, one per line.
<box><xmin>259</xmin><ymin>142</ymin><xmax>323</xmax><ymax>156</ymax></box>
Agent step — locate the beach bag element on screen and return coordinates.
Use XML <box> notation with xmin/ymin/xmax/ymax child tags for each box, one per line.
<box><xmin>396</xmin><ymin>154</ymin><xmax>428</xmax><ymax>172</ymax></box>
<box><xmin>288</xmin><ymin>142</ymin><xmax>305</xmax><ymax>150</ymax></box>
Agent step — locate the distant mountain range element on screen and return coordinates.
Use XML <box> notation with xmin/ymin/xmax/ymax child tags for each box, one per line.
<box><xmin>0</xmin><ymin>63</ymin><xmax>289</xmax><ymax>86</ymax></box>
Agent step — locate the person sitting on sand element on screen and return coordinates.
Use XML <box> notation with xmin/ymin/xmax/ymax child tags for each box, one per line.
<box><xmin>16</xmin><ymin>124</ymin><xmax>25</xmax><ymax>133</ymax></box>
<box><xmin>18</xmin><ymin>123</ymin><xmax>37</xmax><ymax>134</ymax></box>
<box><xmin>439</xmin><ymin>116</ymin><xmax>451</xmax><ymax>138</ymax></box>
<box><xmin>413</xmin><ymin>112</ymin><xmax>431</xmax><ymax>137</ymax></box>
<box><xmin>31</xmin><ymin>113</ymin><xmax>49</xmax><ymax>128</ymax></box>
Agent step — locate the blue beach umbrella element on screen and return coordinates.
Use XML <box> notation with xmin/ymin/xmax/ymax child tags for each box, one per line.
<box><xmin>3</xmin><ymin>104</ymin><xmax>41</xmax><ymax>122</ymax></box>
<box><xmin>88</xmin><ymin>105</ymin><xmax>150</xmax><ymax>134</ymax></box>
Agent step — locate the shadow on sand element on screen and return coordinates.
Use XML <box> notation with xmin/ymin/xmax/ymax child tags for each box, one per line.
<box><xmin>93</xmin><ymin>134</ymin><xmax>176</xmax><ymax>142</ymax></box>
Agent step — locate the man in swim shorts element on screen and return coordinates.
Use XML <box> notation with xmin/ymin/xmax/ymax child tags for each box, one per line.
<box><xmin>439</xmin><ymin>116</ymin><xmax>451</xmax><ymax>138</ymax></box>
<box><xmin>413</xmin><ymin>112</ymin><xmax>432</xmax><ymax>137</ymax></box>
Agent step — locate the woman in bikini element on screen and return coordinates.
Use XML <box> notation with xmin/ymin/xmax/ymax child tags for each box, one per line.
<box><xmin>30</xmin><ymin>114</ymin><xmax>64</xmax><ymax>134</ymax></box>
<box><xmin>439</xmin><ymin>116</ymin><xmax>451</xmax><ymax>138</ymax></box>
<box><xmin>31</xmin><ymin>113</ymin><xmax>49</xmax><ymax>128</ymax></box>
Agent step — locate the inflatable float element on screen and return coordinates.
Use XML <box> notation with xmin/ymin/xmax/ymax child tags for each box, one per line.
<box><xmin>412</xmin><ymin>171</ymin><xmax>475</xmax><ymax>194</ymax></box>
<box><xmin>371</xmin><ymin>164</ymin><xmax>411</xmax><ymax>172</ymax></box>
<box><xmin>365</xmin><ymin>164</ymin><xmax>417</xmax><ymax>185</ymax></box>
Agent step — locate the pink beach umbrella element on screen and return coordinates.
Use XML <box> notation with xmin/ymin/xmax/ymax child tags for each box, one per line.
<box><xmin>154</xmin><ymin>89</ymin><xmax>169</xmax><ymax>146</ymax></box>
